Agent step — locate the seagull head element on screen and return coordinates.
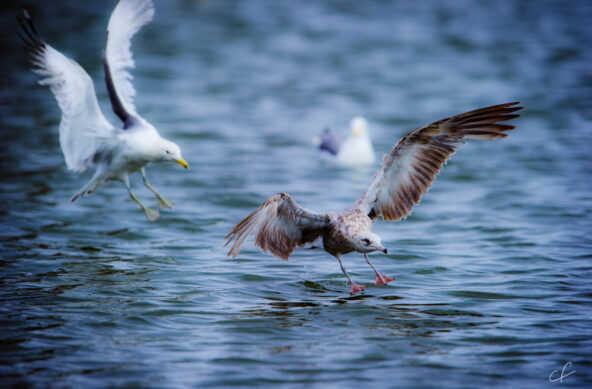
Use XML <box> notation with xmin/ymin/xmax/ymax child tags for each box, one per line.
<box><xmin>356</xmin><ymin>232</ymin><xmax>388</xmax><ymax>254</ymax></box>
<box><xmin>159</xmin><ymin>138</ymin><xmax>188</xmax><ymax>169</ymax></box>
<box><xmin>350</xmin><ymin>116</ymin><xmax>369</xmax><ymax>138</ymax></box>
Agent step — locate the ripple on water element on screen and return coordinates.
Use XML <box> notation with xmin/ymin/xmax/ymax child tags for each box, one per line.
<box><xmin>1</xmin><ymin>0</ymin><xmax>592</xmax><ymax>387</ymax></box>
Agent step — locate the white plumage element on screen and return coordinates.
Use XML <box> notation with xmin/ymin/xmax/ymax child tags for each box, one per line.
<box><xmin>106</xmin><ymin>0</ymin><xmax>155</xmax><ymax>115</ymax></box>
<box><xmin>33</xmin><ymin>44</ymin><xmax>113</xmax><ymax>172</ymax></box>
<box><xmin>19</xmin><ymin>1</ymin><xmax>188</xmax><ymax>221</ymax></box>
<box><xmin>335</xmin><ymin>117</ymin><xmax>375</xmax><ymax>167</ymax></box>
<box><xmin>316</xmin><ymin>116</ymin><xmax>375</xmax><ymax>167</ymax></box>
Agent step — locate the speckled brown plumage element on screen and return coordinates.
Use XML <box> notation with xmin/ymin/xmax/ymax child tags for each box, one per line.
<box><xmin>226</xmin><ymin>193</ymin><xmax>330</xmax><ymax>260</ymax></box>
<box><xmin>225</xmin><ymin>102</ymin><xmax>523</xmax><ymax>294</ymax></box>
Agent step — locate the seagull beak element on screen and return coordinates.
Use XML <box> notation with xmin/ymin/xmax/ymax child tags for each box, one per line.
<box><xmin>175</xmin><ymin>158</ymin><xmax>189</xmax><ymax>169</ymax></box>
<box><xmin>381</xmin><ymin>247</ymin><xmax>388</xmax><ymax>254</ymax></box>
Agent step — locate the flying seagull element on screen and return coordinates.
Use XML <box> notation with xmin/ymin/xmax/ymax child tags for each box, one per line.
<box><xmin>18</xmin><ymin>0</ymin><xmax>188</xmax><ymax>221</ymax></box>
<box><xmin>226</xmin><ymin>102</ymin><xmax>523</xmax><ymax>294</ymax></box>
<box><xmin>315</xmin><ymin>117</ymin><xmax>375</xmax><ymax>167</ymax></box>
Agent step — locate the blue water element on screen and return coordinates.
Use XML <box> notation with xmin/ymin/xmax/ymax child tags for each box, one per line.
<box><xmin>1</xmin><ymin>0</ymin><xmax>591</xmax><ymax>387</ymax></box>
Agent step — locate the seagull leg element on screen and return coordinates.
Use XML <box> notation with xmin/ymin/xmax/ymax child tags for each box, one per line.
<box><xmin>364</xmin><ymin>253</ymin><xmax>394</xmax><ymax>285</ymax></box>
<box><xmin>124</xmin><ymin>176</ymin><xmax>160</xmax><ymax>221</ymax></box>
<box><xmin>140</xmin><ymin>168</ymin><xmax>174</xmax><ymax>209</ymax></box>
<box><xmin>335</xmin><ymin>254</ymin><xmax>366</xmax><ymax>295</ymax></box>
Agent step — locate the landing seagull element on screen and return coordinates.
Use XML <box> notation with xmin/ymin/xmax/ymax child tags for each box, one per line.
<box><xmin>226</xmin><ymin>102</ymin><xmax>523</xmax><ymax>294</ymax></box>
<box><xmin>18</xmin><ymin>0</ymin><xmax>188</xmax><ymax>221</ymax></box>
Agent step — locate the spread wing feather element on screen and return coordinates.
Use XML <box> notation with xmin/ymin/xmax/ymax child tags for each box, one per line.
<box><xmin>104</xmin><ymin>0</ymin><xmax>154</xmax><ymax>122</ymax></box>
<box><xmin>357</xmin><ymin>102</ymin><xmax>523</xmax><ymax>221</ymax></box>
<box><xmin>19</xmin><ymin>10</ymin><xmax>113</xmax><ymax>173</ymax></box>
<box><xmin>225</xmin><ymin>193</ymin><xmax>330</xmax><ymax>260</ymax></box>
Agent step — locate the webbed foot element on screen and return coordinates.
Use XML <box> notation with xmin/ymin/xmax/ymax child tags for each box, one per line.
<box><xmin>157</xmin><ymin>197</ymin><xmax>175</xmax><ymax>209</ymax></box>
<box><xmin>374</xmin><ymin>273</ymin><xmax>394</xmax><ymax>286</ymax></box>
<box><xmin>144</xmin><ymin>207</ymin><xmax>160</xmax><ymax>222</ymax></box>
<box><xmin>350</xmin><ymin>282</ymin><xmax>366</xmax><ymax>295</ymax></box>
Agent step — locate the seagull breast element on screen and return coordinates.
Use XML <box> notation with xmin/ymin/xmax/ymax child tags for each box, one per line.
<box><xmin>323</xmin><ymin>209</ymin><xmax>372</xmax><ymax>256</ymax></box>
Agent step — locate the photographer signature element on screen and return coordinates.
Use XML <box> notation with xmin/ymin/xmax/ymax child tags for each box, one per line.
<box><xmin>549</xmin><ymin>361</ymin><xmax>575</xmax><ymax>383</ymax></box>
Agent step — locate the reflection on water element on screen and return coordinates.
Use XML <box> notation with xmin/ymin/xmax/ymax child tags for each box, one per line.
<box><xmin>1</xmin><ymin>0</ymin><xmax>592</xmax><ymax>387</ymax></box>
<box><xmin>244</xmin><ymin>296</ymin><xmax>492</xmax><ymax>339</ymax></box>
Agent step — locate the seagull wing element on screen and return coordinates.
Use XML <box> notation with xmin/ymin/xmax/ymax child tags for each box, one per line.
<box><xmin>225</xmin><ymin>193</ymin><xmax>331</xmax><ymax>260</ymax></box>
<box><xmin>104</xmin><ymin>0</ymin><xmax>154</xmax><ymax>124</ymax></box>
<box><xmin>357</xmin><ymin>102</ymin><xmax>523</xmax><ymax>221</ymax></box>
<box><xmin>318</xmin><ymin>128</ymin><xmax>341</xmax><ymax>155</ymax></box>
<box><xmin>19</xmin><ymin>10</ymin><xmax>113</xmax><ymax>173</ymax></box>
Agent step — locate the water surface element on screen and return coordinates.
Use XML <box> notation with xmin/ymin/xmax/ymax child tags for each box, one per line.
<box><xmin>1</xmin><ymin>0</ymin><xmax>591</xmax><ymax>387</ymax></box>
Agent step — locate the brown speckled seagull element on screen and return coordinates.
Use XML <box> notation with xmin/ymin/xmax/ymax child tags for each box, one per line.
<box><xmin>226</xmin><ymin>102</ymin><xmax>523</xmax><ymax>294</ymax></box>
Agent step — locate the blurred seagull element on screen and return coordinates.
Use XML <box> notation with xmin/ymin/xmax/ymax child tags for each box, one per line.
<box><xmin>227</xmin><ymin>103</ymin><xmax>523</xmax><ymax>294</ymax></box>
<box><xmin>18</xmin><ymin>0</ymin><xmax>188</xmax><ymax>222</ymax></box>
<box><xmin>315</xmin><ymin>116</ymin><xmax>375</xmax><ymax>167</ymax></box>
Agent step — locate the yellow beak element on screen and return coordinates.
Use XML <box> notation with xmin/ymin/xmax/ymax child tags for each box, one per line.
<box><xmin>176</xmin><ymin>158</ymin><xmax>189</xmax><ymax>169</ymax></box>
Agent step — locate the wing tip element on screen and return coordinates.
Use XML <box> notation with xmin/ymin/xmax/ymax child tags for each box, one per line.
<box><xmin>224</xmin><ymin>192</ymin><xmax>315</xmax><ymax>261</ymax></box>
<box><xmin>17</xmin><ymin>7</ymin><xmax>46</xmax><ymax>60</ymax></box>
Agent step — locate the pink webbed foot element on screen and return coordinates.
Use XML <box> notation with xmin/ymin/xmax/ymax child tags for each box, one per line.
<box><xmin>350</xmin><ymin>282</ymin><xmax>366</xmax><ymax>295</ymax></box>
<box><xmin>375</xmin><ymin>273</ymin><xmax>395</xmax><ymax>286</ymax></box>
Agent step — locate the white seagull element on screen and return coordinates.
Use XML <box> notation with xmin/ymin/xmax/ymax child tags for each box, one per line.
<box><xmin>316</xmin><ymin>116</ymin><xmax>375</xmax><ymax>167</ymax></box>
<box><xmin>226</xmin><ymin>103</ymin><xmax>523</xmax><ymax>294</ymax></box>
<box><xmin>18</xmin><ymin>0</ymin><xmax>188</xmax><ymax>221</ymax></box>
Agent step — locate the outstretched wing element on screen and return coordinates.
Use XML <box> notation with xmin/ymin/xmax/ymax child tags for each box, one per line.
<box><xmin>19</xmin><ymin>10</ymin><xmax>113</xmax><ymax>173</ymax></box>
<box><xmin>357</xmin><ymin>102</ymin><xmax>523</xmax><ymax>221</ymax></box>
<box><xmin>225</xmin><ymin>193</ymin><xmax>331</xmax><ymax>260</ymax></box>
<box><xmin>104</xmin><ymin>0</ymin><xmax>154</xmax><ymax>124</ymax></box>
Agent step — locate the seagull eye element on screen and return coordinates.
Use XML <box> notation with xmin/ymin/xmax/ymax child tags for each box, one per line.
<box><xmin>362</xmin><ymin>239</ymin><xmax>370</xmax><ymax>246</ymax></box>
<box><xmin>165</xmin><ymin>150</ymin><xmax>170</xmax><ymax>154</ymax></box>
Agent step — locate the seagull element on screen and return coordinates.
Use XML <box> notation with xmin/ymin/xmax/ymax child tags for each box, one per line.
<box><xmin>18</xmin><ymin>0</ymin><xmax>188</xmax><ymax>222</ymax></box>
<box><xmin>226</xmin><ymin>102</ymin><xmax>523</xmax><ymax>294</ymax></box>
<box><xmin>315</xmin><ymin>116</ymin><xmax>375</xmax><ymax>167</ymax></box>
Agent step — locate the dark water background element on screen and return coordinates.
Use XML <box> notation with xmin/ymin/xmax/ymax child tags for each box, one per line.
<box><xmin>1</xmin><ymin>0</ymin><xmax>591</xmax><ymax>387</ymax></box>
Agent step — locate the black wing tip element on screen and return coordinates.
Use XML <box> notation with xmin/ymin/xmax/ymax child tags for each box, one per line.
<box><xmin>17</xmin><ymin>7</ymin><xmax>45</xmax><ymax>53</ymax></box>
